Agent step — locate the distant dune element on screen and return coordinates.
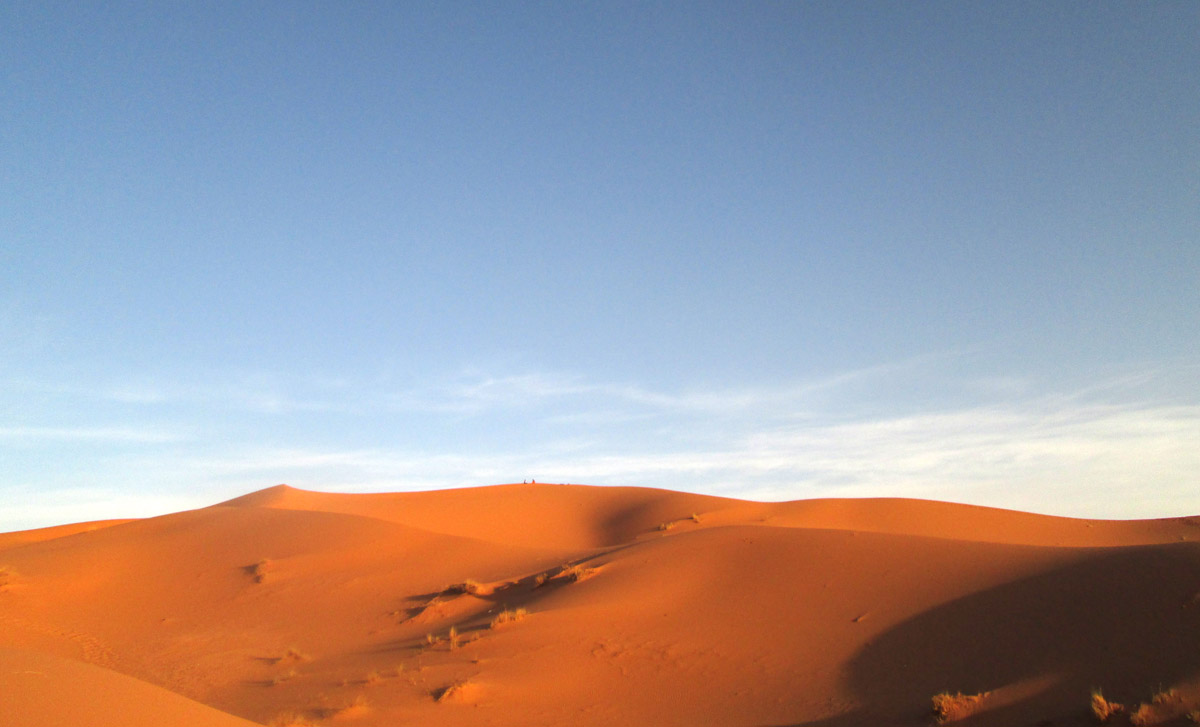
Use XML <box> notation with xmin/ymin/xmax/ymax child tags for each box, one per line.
<box><xmin>2</xmin><ymin>483</ymin><xmax>1198</xmax><ymax>726</ymax></box>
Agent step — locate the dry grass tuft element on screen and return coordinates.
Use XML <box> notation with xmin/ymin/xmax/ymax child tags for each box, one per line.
<box><xmin>932</xmin><ymin>691</ymin><xmax>989</xmax><ymax>722</ymax></box>
<box><xmin>0</xmin><ymin>566</ymin><xmax>13</xmax><ymax>591</ymax></box>
<box><xmin>407</xmin><ymin>595</ymin><xmax>445</xmax><ymax>624</ymax></box>
<box><xmin>658</xmin><ymin>521</ymin><xmax>676</xmax><ymax>531</ymax></box>
<box><xmin>490</xmin><ymin>607</ymin><xmax>528</xmax><ymax>629</ymax></box>
<box><xmin>362</xmin><ymin>670</ymin><xmax>382</xmax><ymax>685</ymax></box>
<box><xmin>1187</xmin><ymin>709</ymin><xmax>1200</xmax><ymax>723</ymax></box>
<box><xmin>557</xmin><ymin>564</ymin><xmax>598</xmax><ymax>584</ymax></box>
<box><xmin>446</xmin><ymin>579</ymin><xmax>492</xmax><ymax>597</ymax></box>
<box><xmin>448</xmin><ymin>625</ymin><xmax>460</xmax><ymax>650</ymax></box>
<box><xmin>269</xmin><ymin>668</ymin><xmax>298</xmax><ymax>686</ymax></box>
<box><xmin>1130</xmin><ymin>689</ymin><xmax>1185</xmax><ymax>726</ymax></box>
<box><xmin>691</xmin><ymin>512</ymin><xmax>702</xmax><ymax>523</ymax></box>
<box><xmin>1091</xmin><ymin>689</ymin><xmax>1125</xmax><ymax>723</ymax></box>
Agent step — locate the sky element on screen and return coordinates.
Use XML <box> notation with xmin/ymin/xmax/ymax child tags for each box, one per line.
<box><xmin>2</xmin><ymin>2</ymin><xmax>1198</xmax><ymax>531</ymax></box>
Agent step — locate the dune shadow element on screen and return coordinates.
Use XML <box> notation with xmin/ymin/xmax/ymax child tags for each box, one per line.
<box><xmin>784</xmin><ymin>543</ymin><xmax>1200</xmax><ymax>726</ymax></box>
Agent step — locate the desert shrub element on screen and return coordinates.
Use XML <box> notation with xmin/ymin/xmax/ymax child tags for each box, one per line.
<box><xmin>490</xmin><ymin>608</ymin><xmax>527</xmax><ymax>629</ymax></box>
<box><xmin>446</xmin><ymin>579</ymin><xmax>491</xmax><ymax>596</ymax></box>
<box><xmin>932</xmin><ymin>691</ymin><xmax>988</xmax><ymax>722</ymax></box>
<box><xmin>558</xmin><ymin>564</ymin><xmax>598</xmax><ymax>583</ymax></box>
<box><xmin>1091</xmin><ymin>689</ymin><xmax>1125</xmax><ymax>723</ymax></box>
<box><xmin>1130</xmin><ymin>689</ymin><xmax>1185</xmax><ymax>726</ymax></box>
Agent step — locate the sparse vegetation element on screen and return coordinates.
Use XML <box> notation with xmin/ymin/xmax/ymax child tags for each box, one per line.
<box><xmin>363</xmin><ymin>670</ymin><xmax>381</xmax><ymax>685</ymax></box>
<box><xmin>1130</xmin><ymin>688</ymin><xmax>1185</xmax><ymax>726</ymax></box>
<box><xmin>1187</xmin><ymin>709</ymin><xmax>1200</xmax><ymax>723</ymax></box>
<box><xmin>448</xmin><ymin>625</ymin><xmax>460</xmax><ymax>650</ymax></box>
<box><xmin>932</xmin><ymin>691</ymin><xmax>989</xmax><ymax>722</ymax></box>
<box><xmin>1091</xmin><ymin>689</ymin><xmax>1125</xmax><ymax>723</ymax></box>
<box><xmin>490</xmin><ymin>607</ymin><xmax>528</xmax><ymax>629</ymax></box>
<box><xmin>406</xmin><ymin>595</ymin><xmax>446</xmax><ymax>624</ymax></box>
<box><xmin>269</xmin><ymin>668</ymin><xmax>298</xmax><ymax>686</ymax></box>
<box><xmin>658</xmin><ymin>521</ymin><xmax>676</xmax><ymax>531</ymax></box>
<box><xmin>0</xmin><ymin>566</ymin><xmax>13</xmax><ymax>590</ymax></box>
<box><xmin>274</xmin><ymin>647</ymin><xmax>309</xmax><ymax>664</ymax></box>
<box><xmin>246</xmin><ymin>559</ymin><xmax>272</xmax><ymax>584</ymax></box>
<box><xmin>557</xmin><ymin>563</ymin><xmax>598</xmax><ymax>583</ymax></box>
<box><xmin>446</xmin><ymin>579</ymin><xmax>491</xmax><ymax>596</ymax></box>
<box><xmin>691</xmin><ymin>512</ymin><xmax>701</xmax><ymax>523</ymax></box>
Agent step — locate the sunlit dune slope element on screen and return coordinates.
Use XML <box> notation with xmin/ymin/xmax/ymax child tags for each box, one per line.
<box><xmin>0</xmin><ymin>518</ymin><xmax>133</xmax><ymax>550</ymax></box>
<box><xmin>0</xmin><ymin>647</ymin><xmax>260</xmax><ymax>727</ymax></box>
<box><xmin>2</xmin><ymin>483</ymin><xmax>1198</xmax><ymax>727</ymax></box>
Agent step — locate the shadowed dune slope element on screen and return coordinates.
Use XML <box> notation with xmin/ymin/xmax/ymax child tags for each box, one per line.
<box><xmin>216</xmin><ymin>483</ymin><xmax>742</xmax><ymax>550</ymax></box>
<box><xmin>2</xmin><ymin>483</ymin><xmax>1198</xmax><ymax>727</ymax></box>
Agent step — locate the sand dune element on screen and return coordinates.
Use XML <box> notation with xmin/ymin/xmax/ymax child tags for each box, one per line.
<box><xmin>2</xmin><ymin>483</ymin><xmax>1198</xmax><ymax>726</ymax></box>
<box><xmin>0</xmin><ymin>647</ymin><xmax>260</xmax><ymax>727</ymax></box>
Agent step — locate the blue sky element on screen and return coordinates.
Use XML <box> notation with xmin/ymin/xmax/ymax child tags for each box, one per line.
<box><xmin>2</xmin><ymin>2</ymin><xmax>1198</xmax><ymax>531</ymax></box>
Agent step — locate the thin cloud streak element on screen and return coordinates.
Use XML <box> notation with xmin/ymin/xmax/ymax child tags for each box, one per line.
<box><xmin>4</xmin><ymin>361</ymin><xmax>1197</xmax><ymax>531</ymax></box>
<box><xmin>0</xmin><ymin>425</ymin><xmax>182</xmax><ymax>444</ymax></box>
<box><xmin>0</xmin><ymin>347</ymin><xmax>971</xmax><ymax>421</ymax></box>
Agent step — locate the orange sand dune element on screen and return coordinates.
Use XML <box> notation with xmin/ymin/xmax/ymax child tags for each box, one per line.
<box><xmin>0</xmin><ymin>647</ymin><xmax>260</xmax><ymax>727</ymax></box>
<box><xmin>2</xmin><ymin>483</ymin><xmax>1198</xmax><ymax>726</ymax></box>
<box><xmin>0</xmin><ymin>518</ymin><xmax>134</xmax><ymax>550</ymax></box>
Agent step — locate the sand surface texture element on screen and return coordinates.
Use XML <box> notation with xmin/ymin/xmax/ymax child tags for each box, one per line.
<box><xmin>2</xmin><ymin>483</ymin><xmax>1198</xmax><ymax>726</ymax></box>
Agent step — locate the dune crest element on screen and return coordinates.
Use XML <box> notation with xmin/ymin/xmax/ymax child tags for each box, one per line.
<box><xmin>2</xmin><ymin>483</ymin><xmax>1197</xmax><ymax>726</ymax></box>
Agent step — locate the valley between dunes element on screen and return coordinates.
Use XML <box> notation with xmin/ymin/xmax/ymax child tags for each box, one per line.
<box><xmin>2</xmin><ymin>483</ymin><xmax>1199</xmax><ymax>726</ymax></box>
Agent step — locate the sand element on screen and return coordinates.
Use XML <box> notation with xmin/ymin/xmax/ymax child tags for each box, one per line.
<box><xmin>1</xmin><ymin>483</ymin><xmax>1198</xmax><ymax>726</ymax></box>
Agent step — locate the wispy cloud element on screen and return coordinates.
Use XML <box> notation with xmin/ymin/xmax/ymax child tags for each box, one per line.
<box><xmin>0</xmin><ymin>425</ymin><xmax>183</xmax><ymax>444</ymax></box>
<box><xmin>0</xmin><ymin>347</ymin><xmax>970</xmax><ymax>423</ymax></box>
<box><xmin>384</xmin><ymin>350</ymin><xmax>969</xmax><ymax>418</ymax></box>
<box><xmin>3</xmin><ymin>358</ymin><xmax>1197</xmax><ymax>532</ymax></box>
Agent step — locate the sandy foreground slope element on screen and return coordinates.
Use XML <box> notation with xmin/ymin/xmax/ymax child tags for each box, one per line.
<box><xmin>1</xmin><ymin>483</ymin><xmax>1198</xmax><ymax>726</ymax></box>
